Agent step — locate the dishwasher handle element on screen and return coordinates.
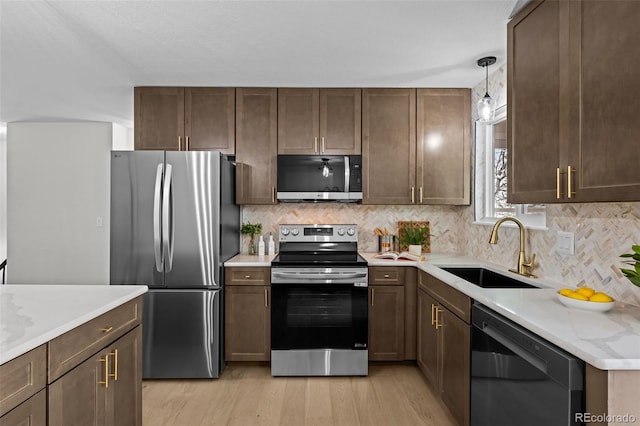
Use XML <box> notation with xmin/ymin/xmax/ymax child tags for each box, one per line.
<box><xmin>480</xmin><ymin>323</ymin><xmax>547</xmax><ymax>374</ymax></box>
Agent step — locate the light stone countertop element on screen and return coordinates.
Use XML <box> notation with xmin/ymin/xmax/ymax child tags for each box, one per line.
<box><xmin>0</xmin><ymin>284</ymin><xmax>148</xmax><ymax>365</ymax></box>
<box><xmin>224</xmin><ymin>254</ymin><xmax>276</xmax><ymax>267</ymax></box>
<box><xmin>225</xmin><ymin>251</ymin><xmax>640</xmax><ymax>370</ymax></box>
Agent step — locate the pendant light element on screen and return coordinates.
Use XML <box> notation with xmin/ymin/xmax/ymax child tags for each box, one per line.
<box><xmin>477</xmin><ymin>56</ymin><xmax>497</xmax><ymax>121</ymax></box>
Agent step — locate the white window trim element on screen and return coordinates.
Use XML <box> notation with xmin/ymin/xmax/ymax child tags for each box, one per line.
<box><xmin>473</xmin><ymin>105</ymin><xmax>547</xmax><ymax>230</ymax></box>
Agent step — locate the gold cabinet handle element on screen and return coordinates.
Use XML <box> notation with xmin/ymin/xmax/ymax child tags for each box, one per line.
<box><xmin>264</xmin><ymin>288</ymin><xmax>268</xmax><ymax>308</ymax></box>
<box><xmin>384</xmin><ymin>274</ymin><xmax>390</xmax><ymax>278</ymax></box>
<box><xmin>314</xmin><ymin>137</ymin><xmax>318</xmax><ymax>153</ymax></box>
<box><xmin>567</xmin><ymin>165</ymin><xmax>575</xmax><ymax>199</ymax></box>
<box><xmin>245</xmin><ymin>275</ymin><xmax>251</xmax><ymax>279</ymax></box>
<box><xmin>410</xmin><ymin>187</ymin><xmax>415</xmax><ymax>204</ymax></box>
<box><xmin>272</xmin><ymin>187</ymin><xmax>276</xmax><ymax>204</ymax></box>
<box><xmin>434</xmin><ymin>307</ymin><xmax>443</xmax><ymax>330</ymax></box>
<box><xmin>556</xmin><ymin>167</ymin><xmax>562</xmax><ymax>199</ymax></box>
<box><xmin>419</xmin><ymin>187</ymin><xmax>423</xmax><ymax>204</ymax></box>
<box><xmin>186</xmin><ymin>136</ymin><xmax>190</xmax><ymax>151</ymax></box>
<box><xmin>101</xmin><ymin>327</ymin><xmax>113</xmax><ymax>333</ymax></box>
<box><xmin>99</xmin><ymin>356</ymin><xmax>109</xmax><ymax>388</ymax></box>
<box><xmin>371</xmin><ymin>288</ymin><xmax>375</xmax><ymax>307</ymax></box>
<box><xmin>321</xmin><ymin>137</ymin><xmax>325</xmax><ymax>153</ymax></box>
<box><xmin>430</xmin><ymin>304</ymin><xmax>436</xmax><ymax>326</ymax></box>
<box><xmin>178</xmin><ymin>136</ymin><xmax>182</xmax><ymax>151</ymax></box>
<box><xmin>109</xmin><ymin>349</ymin><xmax>118</xmax><ymax>381</ymax></box>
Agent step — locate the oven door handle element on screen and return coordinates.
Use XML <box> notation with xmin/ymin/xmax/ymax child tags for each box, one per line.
<box><xmin>272</xmin><ymin>271</ymin><xmax>368</xmax><ymax>281</ymax></box>
<box><xmin>480</xmin><ymin>324</ymin><xmax>547</xmax><ymax>374</ymax></box>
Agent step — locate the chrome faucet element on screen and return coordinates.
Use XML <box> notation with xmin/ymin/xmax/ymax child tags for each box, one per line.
<box><xmin>488</xmin><ymin>217</ymin><xmax>537</xmax><ymax>278</ymax></box>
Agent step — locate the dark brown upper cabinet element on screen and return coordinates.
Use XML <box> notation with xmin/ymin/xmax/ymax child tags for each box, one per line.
<box><xmin>416</xmin><ymin>88</ymin><xmax>471</xmax><ymax>205</ymax></box>
<box><xmin>278</xmin><ymin>88</ymin><xmax>361</xmax><ymax>155</ymax></box>
<box><xmin>235</xmin><ymin>88</ymin><xmax>278</xmax><ymax>205</ymax></box>
<box><xmin>134</xmin><ymin>87</ymin><xmax>235</xmax><ymax>154</ymax></box>
<box><xmin>508</xmin><ymin>0</ymin><xmax>640</xmax><ymax>203</ymax></box>
<box><xmin>363</xmin><ymin>88</ymin><xmax>470</xmax><ymax>205</ymax></box>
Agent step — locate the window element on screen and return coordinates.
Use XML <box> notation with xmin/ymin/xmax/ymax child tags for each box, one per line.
<box><xmin>474</xmin><ymin>105</ymin><xmax>546</xmax><ymax>228</ymax></box>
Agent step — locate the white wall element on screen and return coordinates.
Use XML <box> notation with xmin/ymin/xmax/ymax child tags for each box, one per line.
<box><xmin>7</xmin><ymin>122</ymin><xmax>115</xmax><ymax>284</ymax></box>
<box><xmin>0</xmin><ymin>124</ymin><xmax>6</xmax><ymax>266</ymax></box>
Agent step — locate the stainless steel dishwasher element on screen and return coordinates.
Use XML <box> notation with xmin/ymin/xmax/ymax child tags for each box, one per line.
<box><xmin>471</xmin><ymin>303</ymin><xmax>584</xmax><ymax>426</ymax></box>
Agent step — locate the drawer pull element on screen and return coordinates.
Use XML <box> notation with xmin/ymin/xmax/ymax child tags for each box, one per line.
<box><xmin>384</xmin><ymin>274</ymin><xmax>390</xmax><ymax>278</ymax></box>
<box><xmin>99</xmin><ymin>356</ymin><xmax>109</xmax><ymax>388</ymax></box>
<box><xmin>109</xmin><ymin>349</ymin><xmax>119</xmax><ymax>381</ymax></box>
<box><xmin>371</xmin><ymin>288</ymin><xmax>375</xmax><ymax>307</ymax></box>
<box><xmin>245</xmin><ymin>275</ymin><xmax>251</xmax><ymax>279</ymax></box>
<box><xmin>434</xmin><ymin>307</ymin><xmax>443</xmax><ymax>330</ymax></box>
<box><xmin>101</xmin><ymin>327</ymin><xmax>113</xmax><ymax>333</ymax></box>
<box><xmin>431</xmin><ymin>304</ymin><xmax>436</xmax><ymax>325</ymax></box>
<box><xmin>264</xmin><ymin>288</ymin><xmax>268</xmax><ymax>308</ymax></box>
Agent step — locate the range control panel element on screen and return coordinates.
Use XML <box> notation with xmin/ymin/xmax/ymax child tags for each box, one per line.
<box><xmin>278</xmin><ymin>224</ymin><xmax>358</xmax><ymax>243</ymax></box>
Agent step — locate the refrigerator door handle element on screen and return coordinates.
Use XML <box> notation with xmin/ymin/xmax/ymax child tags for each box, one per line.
<box><xmin>153</xmin><ymin>164</ymin><xmax>164</xmax><ymax>272</ymax></box>
<box><xmin>162</xmin><ymin>164</ymin><xmax>175</xmax><ymax>271</ymax></box>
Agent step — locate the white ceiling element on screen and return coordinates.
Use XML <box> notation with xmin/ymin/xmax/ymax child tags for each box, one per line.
<box><xmin>0</xmin><ymin>0</ymin><xmax>522</xmax><ymax>128</ymax></box>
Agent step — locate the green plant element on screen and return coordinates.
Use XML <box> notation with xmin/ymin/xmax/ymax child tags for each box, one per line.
<box><xmin>620</xmin><ymin>245</ymin><xmax>640</xmax><ymax>287</ymax></box>
<box><xmin>240</xmin><ymin>222</ymin><xmax>262</xmax><ymax>237</ymax></box>
<box><xmin>399</xmin><ymin>222</ymin><xmax>430</xmax><ymax>246</ymax></box>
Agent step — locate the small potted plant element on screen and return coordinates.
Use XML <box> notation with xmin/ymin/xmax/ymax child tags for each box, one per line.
<box><xmin>399</xmin><ymin>222</ymin><xmax>430</xmax><ymax>256</ymax></box>
<box><xmin>620</xmin><ymin>245</ymin><xmax>640</xmax><ymax>287</ymax></box>
<box><xmin>241</xmin><ymin>222</ymin><xmax>262</xmax><ymax>255</ymax></box>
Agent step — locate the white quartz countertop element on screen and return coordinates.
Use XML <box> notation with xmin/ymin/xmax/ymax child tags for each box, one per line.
<box><xmin>364</xmin><ymin>252</ymin><xmax>640</xmax><ymax>370</ymax></box>
<box><xmin>224</xmin><ymin>254</ymin><xmax>276</xmax><ymax>267</ymax></box>
<box><xmin>0</xmin><ymin>284</ymin><xmax>148</xmax><ymax>365</ymax></box>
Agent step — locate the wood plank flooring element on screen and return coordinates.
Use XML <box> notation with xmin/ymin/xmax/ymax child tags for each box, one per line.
<box><xmin>142</xmin><ymin>363</ymin><xmax>458</xmax><ymax>426</ymax></box>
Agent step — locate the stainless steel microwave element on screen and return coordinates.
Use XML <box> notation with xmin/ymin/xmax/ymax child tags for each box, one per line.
<box><xmin>277</xmin><ymin>155</ymin><xmax>363</xmax><ymax>202</ymax></box>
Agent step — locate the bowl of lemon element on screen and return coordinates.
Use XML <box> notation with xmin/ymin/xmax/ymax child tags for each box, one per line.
<box><xmin>557</xmin><ymin>287</ymin><xmax>615</xmax><ymax>312</ymax></box>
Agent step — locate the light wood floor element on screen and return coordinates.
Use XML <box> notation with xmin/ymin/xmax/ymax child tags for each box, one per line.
<box><xmin>142</xmin><ymin>363</ymin><xmax>458</xmax><ymax>426</ymax></box>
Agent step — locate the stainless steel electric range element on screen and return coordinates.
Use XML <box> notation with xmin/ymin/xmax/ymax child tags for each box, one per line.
<box><xmin>270</xmin><ymin>224</ymin><xmax>368</xmax><ymax>376</ymax></box>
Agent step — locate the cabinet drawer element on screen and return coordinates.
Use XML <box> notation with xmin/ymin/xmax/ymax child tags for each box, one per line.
<box><xmin>369</xmin><ymin>266</ymin><xmax>405</xmax><ymax>285</ymax></box>
<box><xmin>48</xmin><ymin>297</ymin><xmax>142</xmax><ymax>382</ymax></box>
<box><xmin>226</xmin><ymin>267</ymin><xmax>271</xmax><ymax>285</ymax></box>
<box><xmin>419</xmin><ymin>271</ymin><xmax>471</xmax><ymax>324</ymax></box>
<box><xmin>0</xmin><ymin>388</ymin><xmax>46</xmax><ymax>426</ymax></box>
<box><xmin>0</xmin><ymin>345</ymin><xmax>46</xmax><ymax>417</ymax></box>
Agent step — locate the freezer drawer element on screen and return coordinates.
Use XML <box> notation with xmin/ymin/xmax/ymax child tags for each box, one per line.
<box><xmin>142</xmin><ymin>289</ymin><xmax>221</xmax><ymax>378</ymax></box>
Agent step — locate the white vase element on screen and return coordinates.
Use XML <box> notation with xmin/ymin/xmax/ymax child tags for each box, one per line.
<box><xmin>408</xmin><ymin>245</ymin><xmax>422</xmax><ymax>256</ymax></box>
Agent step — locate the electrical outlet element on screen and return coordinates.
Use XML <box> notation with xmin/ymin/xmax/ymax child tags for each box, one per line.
<box><xmin>96</xmin><ymin>217</ymin><xmax>103</xmax><ymax>228</ymax></box>
<box><xmin>557</xmin><ymin>231</ymin><xmax>575</xmax><ymax>256</ymax></box>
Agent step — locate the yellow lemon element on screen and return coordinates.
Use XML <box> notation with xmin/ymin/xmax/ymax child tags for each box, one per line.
<box><xmin>576</xmin><ymin>287</ymin><xmax>595</xmax><ymax>298</ymax></box>
<box><xmin>589</xmin><ymin>292</ymin><xmax>613</xmax><ymax>303</ymax></box>
<box><xmin>558</xmin><ymin>288</ymin><xmax>573</xmax><ymax>296</ymax></box>
<box><xmin>566</xmin><ymin>292</ymin><xmax>589</xmax><ymax>301</ymax></box>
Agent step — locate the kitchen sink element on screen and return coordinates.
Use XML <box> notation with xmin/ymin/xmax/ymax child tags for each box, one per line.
<box><xmin>440</xmin><ymin>267</ymin><xmax>539</xmax><ymax>289</ymax></box>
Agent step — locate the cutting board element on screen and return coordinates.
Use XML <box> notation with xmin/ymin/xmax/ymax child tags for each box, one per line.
<box><xmin>397</xmin><ymin>221</ymin><xmax>431</xmax><ymax>253</ymax></box>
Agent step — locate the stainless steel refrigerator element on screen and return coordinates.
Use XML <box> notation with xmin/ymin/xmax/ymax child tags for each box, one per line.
<box><xmin>110</xmin><ymin>151</ymin><xmax>239</xmax><ymax>379</ymax></box>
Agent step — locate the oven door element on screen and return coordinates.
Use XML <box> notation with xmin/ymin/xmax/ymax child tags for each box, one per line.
<box><xmin>271</xmin><ymin>268</ymin><xmax>368</xmax><ymax>351</ymax></box>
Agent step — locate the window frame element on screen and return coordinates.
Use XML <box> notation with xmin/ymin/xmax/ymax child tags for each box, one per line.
<box><xmin>473</xmin><ymin>105</ymin><xmax>547</xmax><ymax>230</ymax></box>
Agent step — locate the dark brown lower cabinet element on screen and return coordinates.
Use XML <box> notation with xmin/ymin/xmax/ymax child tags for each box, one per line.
<box><xmin>48</xmin><ymin>327</ymin><xmax>142</xmax><ymax>426</ymax></box>
<box><xmin>368</xmin><ymin>285</ymin><xmax>405</xmax><ymax>361</ymax></box>
<box><xmin>0</xmin><ymin>389</ymin><xmax>47</xmax><ymax>426</ymax></box>
<box><xmin>225</xmin><ymin>269</ymin><xmax>271</xmax><ymax>362</ymax></box>
<box><xmin>417</xmin><ymin>273</ymin><xmax>470</xmax><ymax>426</ymax></box>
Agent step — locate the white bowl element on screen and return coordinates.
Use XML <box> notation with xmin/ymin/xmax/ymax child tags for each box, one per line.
<box><xmin>556</xmin><ymin>293</ymin><xmax>615</xmax><ymax>312</ymax></box>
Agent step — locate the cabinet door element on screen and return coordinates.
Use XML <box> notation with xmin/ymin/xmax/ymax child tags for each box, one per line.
<box><xmin>416</xmin><ymin>89</ymin><xmax>471</xmax><ymax>205</ymax></box>
<box><xmin>368</xmin><ymin>285</ymin><xmax>405</xmax><ymax>361</ymax></box>
<box><xmin>362</xmin><ymin>89</ymin><xmax>416</xmax><ymax>204</ymax></box>
<box><xmin>48</xmin><ymin>350</ymin><xmax>108</xmax><ymax>426</ymax></box>
<box><xmin>225</xmin><ymin>285</ymin><xmax>270</xmax><ymax>361</ymax></box>
<box><xmin>417</xmin><ymin>288</ymin><xmax>438</xmax><ymax>387</ymax></box>
<box><xmin>507</xmin><ymin>0</ymin><xmax>566</xmax><ymax>204</ymax></box>
<box><xmin>235</xmin><ymin>88</ymin><xmax>278</xmax><ymax>204</ymax></box>
<box><xmin>134</xmin><ymin>87</ymin><xmax>185</xmax><ymax>151</ymax></box>
<box><xmin>320</xmin><ymin>88</ymin><xmax>362</xmax><ymax>155</ymax></box>
<box><xmin>185</xmin><ymin>87</ymin><xmax>235</xmax><ymax>154</ymax></box>
<box><xmin>109</xmin><ymin>327</ymin><xmax>142</xmax><ymax>426</ymax></box>
<box><xmin>278</xmin><ymin>88</ymin><xmax>320</xmax><ymax>154</ymax></box>
<box><xmin>567</xmin><ymin>0</ymin><xmax>640</xmax><ymax>202</ymax></box>
<box><xmin>440</xmin><ymin>309</ymin><xmax>470</xmax><ymax>426</ymax></box>
<box><xmin>0</xmin><ymin>389</ymin><xmax>46</xmax><ymax>426</ymax></box>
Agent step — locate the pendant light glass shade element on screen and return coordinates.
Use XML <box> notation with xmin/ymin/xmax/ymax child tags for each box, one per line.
<box><xmin>476</xmin><ymin>56</ymin><xmax>497</xmax><ymax>121</ymax></box>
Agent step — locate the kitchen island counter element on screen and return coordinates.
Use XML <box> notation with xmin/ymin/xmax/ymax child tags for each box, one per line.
<box><xmin>0</xmin><ymin>284</ymin><xmax>147</xmax><ymax>364</ymax></box>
